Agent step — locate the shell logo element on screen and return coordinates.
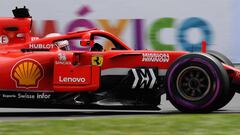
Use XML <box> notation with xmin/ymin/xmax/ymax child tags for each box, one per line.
<box><xmin>11</xmin><ymin>59</ymin><xmax>44</xmax><ymax>88</ymax></box>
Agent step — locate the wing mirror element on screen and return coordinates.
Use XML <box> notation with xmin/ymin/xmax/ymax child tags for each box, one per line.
<box><xmin>80</xmin><ymin>33</ymin><xmax>94</xmax><ymax>47</ymax></box>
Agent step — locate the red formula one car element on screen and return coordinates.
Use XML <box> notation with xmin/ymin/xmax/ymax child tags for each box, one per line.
<box><xmin>0</xmin><ymin>7</ymin><xmax>239</xmax><ymax>112</ymax></box>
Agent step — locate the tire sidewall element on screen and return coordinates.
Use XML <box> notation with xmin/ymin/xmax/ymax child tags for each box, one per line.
<box><xmin>207</xmin><ymin>50</ymin><xmax>235</xmax><ymax>109</ymax></box>
<box><xmin>166</xmin><ymin>53</ymin><xmax>229</xmax><ymax>112</ymax></box>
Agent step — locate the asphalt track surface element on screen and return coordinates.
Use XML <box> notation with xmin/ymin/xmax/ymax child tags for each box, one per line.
<box><xmin>0</xmin><ymin>94</ymin><xmax>240</xmax><ymax>121</ymax></box>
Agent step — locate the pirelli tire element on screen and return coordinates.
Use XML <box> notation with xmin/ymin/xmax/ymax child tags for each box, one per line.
<box><xmin>166</xmin><ymin>53</ymin><xmax>230</xmax><ymax>113</ymax></box>
<box><xmin>207</xmin><ymin>50</ymin><xmax>235</xmax><ymax>110</ymax></box>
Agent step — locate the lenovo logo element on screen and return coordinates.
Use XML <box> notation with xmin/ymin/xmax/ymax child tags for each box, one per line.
<box><xmin>59</xmin><ymin>76</ymin><xmax>86</xmax><ymax>83</ymax></box>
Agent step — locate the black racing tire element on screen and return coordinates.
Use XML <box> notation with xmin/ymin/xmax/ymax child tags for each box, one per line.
<box><xmin>207</xmin><ymin>50</ymin><xmax>234</xmax><ymax>67</ymax></box>
<box><xmin>207</xmin><ymin>50</ymin><xmax>235</xmax><ymax>110</ymax></box>
<box><xmin>166</xmin><ymin>53</ymin><xmax>230</xmax><ymax>113</ymax></box>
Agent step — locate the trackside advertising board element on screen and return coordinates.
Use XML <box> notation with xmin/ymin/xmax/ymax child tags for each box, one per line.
<box><xmin>0</xmin><ymin>0</ymin><xmax>237</xmax><ymax>61</ymax></box>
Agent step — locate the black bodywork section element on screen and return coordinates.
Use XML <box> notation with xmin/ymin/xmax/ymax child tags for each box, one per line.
<box><xmin>0</xmin><ymin>68</ymin><xmax>164</xmax><ymax>110</ymax></box>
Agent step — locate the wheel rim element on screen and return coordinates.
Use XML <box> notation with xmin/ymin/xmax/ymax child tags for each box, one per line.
<box><xmin>176</xmin><ymin>66</ymin><xmax>211</xmax><ymax>101</ymax></box>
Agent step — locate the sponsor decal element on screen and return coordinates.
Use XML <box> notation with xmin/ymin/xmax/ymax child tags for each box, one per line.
<box><xmin>142</xmin><ymin>53</ymin><xmax>169</xmax><ymax>62</ymax></box>
<box><xmin>92</xmin><ymin>55</ymin><xmax>103</xmax><ymax>66</ymax></box>
<box><xmin>59</xmin><ymin>76</ymin><xmax>86</xmax><ymax>83</ymax></box>
<box><xmin>29</xmin><ymin>43</ymin><xmax>55</xmax><ymax>49</ymax></box>
<box><xmin>0</xmin><ymin>35</ymin><xmax>9</xmax><ymax>44</ymax></box>
<box><xmin>11</xmin><ymin>59</ymin><xmax>44</xmax><ymax>88</ymax></box>
<box><xmin>58</xmin><ymin>52</ymin><xmax>67</xmax><ymax>61</ymax></box>
<box><xmin>131</xmin><ymin>68</ymin><xmax>157</xmax><ymax>89</ymax></box>
<box><xmin>55</xmin><ymin>61</ymin><xmax>71</xmax><ymax>65</ymax></box>
<box><xmin>55</xmin><ymin>52</ymin><xmax>71</xmax><ymax>65</ymax></box>
<box><xmin>0</xmin><ymin>92</ymin><xmax>51</xmax><ymax>100</ymax></box>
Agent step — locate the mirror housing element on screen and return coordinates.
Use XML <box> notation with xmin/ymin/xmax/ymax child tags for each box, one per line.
<box><xmin>80</xmin><ymin>33</ymin><xmax>94</xmax><ymax>47</ymax></box>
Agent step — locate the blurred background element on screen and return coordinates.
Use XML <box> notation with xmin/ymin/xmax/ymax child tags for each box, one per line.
<box><xmin>0</xmin><ymin>0</ymin><xmax>239</xmax><ymax>110</ymax></box>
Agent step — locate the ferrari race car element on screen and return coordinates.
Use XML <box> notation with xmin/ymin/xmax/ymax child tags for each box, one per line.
<box><xmin>0</xmin><ymin>7</ymin><xmax>239</xmax><ymax>113</ymax></box>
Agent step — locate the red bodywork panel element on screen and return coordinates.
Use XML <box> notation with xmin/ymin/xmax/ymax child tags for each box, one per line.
<box><xmin>223</xmin><ymin>64</ymin><xmax>240</xmax><ymax>85</ymax></box>
<box><xmin>1</xmin><ymin>15</ymin><xmax>240</xmax><ymax>93</ymax></box>
<box><xmin>2</xmin><ymin>7</ymin><xmax>240</xmax><ymax>112</ymax></box>
<box><xmin>0</xmin><ymin>18</ymin><xmax>32</xmax><ymax>44</ymax></box>
<box><xmin>7</xmin><ymin>14</ymin><xmax>239</xmax><ymax>93</ymax></box>
<box><xmin>0</xmin><ymin>18</ymin><xmax>190</xmax><ymax>93</ymax></box>
<box><xmin>53</xmin><ymin>64</ymin><xmax>100</xmax><ymax>92</ymax></box>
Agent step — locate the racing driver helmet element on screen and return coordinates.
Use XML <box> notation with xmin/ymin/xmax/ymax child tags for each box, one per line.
<box><xmin>45</xmin><ymin>33</ymin><xmax>70</xmax><ymax>51</ymax></box>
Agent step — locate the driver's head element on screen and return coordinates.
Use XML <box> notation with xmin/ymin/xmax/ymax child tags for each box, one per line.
<box><xmin>45</xmin><ymin>33</ymin><xmax>70</xmax><ymax>50</ymax></box>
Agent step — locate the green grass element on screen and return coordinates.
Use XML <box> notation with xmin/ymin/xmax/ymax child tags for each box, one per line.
<box><xmin>1</xmin><ymin>114</ymin><xmax>240</xmax><ymax>135</ymax></box>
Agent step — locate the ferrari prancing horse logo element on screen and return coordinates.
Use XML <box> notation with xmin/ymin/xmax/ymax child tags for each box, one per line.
<box><xmin>92</xmin><ymin>55</ymin><xmax>103</xmax><ymax>66</ymax></box>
